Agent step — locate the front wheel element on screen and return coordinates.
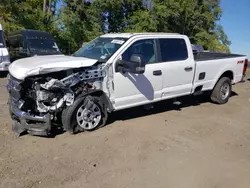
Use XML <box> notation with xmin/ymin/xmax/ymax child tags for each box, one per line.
<box><xmin>62</xmin><ymin>95</ymin><xmax>108</xmax><ymax>134</ymax></box>
<box><xmin>210</xmin><ymin>77</ymin><xmax>232</xmax><ymax>104</ymax></box>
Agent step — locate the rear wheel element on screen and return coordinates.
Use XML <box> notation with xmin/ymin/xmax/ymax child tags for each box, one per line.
<box><xmin>62</xmin><ymin>95</ymin><xmax>108</xmax><ymax>134</ymax></box>
<box><xmin>210</xmin><ymin>77</ymin><xmax>232</xmax><ymax>104</ymax></box>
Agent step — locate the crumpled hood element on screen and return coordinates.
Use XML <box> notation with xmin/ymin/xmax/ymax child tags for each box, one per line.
<box><xmin>8</xmin><ymin>55</ymin><xmax>98</xmax><ymax>80</ymax></box>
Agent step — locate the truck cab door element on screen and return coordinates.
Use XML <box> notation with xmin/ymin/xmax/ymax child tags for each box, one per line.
<box><xmin>159</xmin><ymin>38</ymin><xmax>195</xmax><ymax>99</ymax></box>
<box><xmin>113</xmin><ymin>38</ymin><xmax>164</xmax><ymax>110</ymax></box>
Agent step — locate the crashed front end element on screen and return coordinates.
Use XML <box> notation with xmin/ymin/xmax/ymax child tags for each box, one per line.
<box><xmin>7</xmin><ymin>65</ymin><xmax>105</xmax><ymax>136</ymax></box>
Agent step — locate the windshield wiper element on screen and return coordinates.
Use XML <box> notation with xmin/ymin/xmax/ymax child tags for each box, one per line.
<box><xmin>97</xmin><ymin>60</ymin><xmax>107</xmax><ymax>63</ymax></box>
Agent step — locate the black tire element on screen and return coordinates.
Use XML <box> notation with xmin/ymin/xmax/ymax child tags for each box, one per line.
<box><xmin>62</xmin><ymin>95</ymin><xmax>108</xmax><ymax>134</ymax></box>
<box><xmin>210</xmin><ymin>77</ymin><xmax>232</xmax><ymax>104</ymax></box>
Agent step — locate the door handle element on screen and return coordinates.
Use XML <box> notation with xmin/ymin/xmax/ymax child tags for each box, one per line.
<box><xmin>153</xmin><ymin>70</ymin><xmax>162</xmax><ymax>76</ymax></box>
<box><xmin>184</xmin><ymin>66</ymin><xmax>193</xmax><ymax>71</ymax></box>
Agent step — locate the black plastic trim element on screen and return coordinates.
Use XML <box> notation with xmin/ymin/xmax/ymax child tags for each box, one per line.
<box><xmin>199</xmin><ymin>72</ymin><xmax>206</xmax><ymax>80</ymax></box>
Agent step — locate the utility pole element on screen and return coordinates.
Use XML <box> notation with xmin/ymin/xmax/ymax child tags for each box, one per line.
<box><xmin>43</xmin><ymin>0</ymin><xmax>47</xmax><ymax>12</ymax></box>
<box><xmin>48</xmin><ymin>0</ymin><xmax>51</xmax><ymax>13</ymax></box>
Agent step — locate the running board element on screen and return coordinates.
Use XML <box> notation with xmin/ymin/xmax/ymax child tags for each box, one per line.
<box><xmin>193</xmin><ymin>90</ymin><xmax>203</xmax><ymax>96</ymax></box>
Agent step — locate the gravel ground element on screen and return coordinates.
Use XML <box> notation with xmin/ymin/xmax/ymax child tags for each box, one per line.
<box><xmin>0</xmin><ymin>70</ymin><xmax>250</xmax><ymax>188</ymax></box>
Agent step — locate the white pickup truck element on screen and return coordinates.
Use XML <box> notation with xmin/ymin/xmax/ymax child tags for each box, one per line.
<box><xmin>7</xmin><ymin>33</ymin><xmax>248</xmax><ymax>136</ymax></box>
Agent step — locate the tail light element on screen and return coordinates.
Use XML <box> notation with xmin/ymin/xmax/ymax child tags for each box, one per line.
<box><xmin>243</xmin><ymin>58</ymin><xmax>248</xmax><ymax>75</ymax></box>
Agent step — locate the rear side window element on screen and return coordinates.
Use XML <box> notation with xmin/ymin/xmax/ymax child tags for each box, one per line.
<box><xmin>159</xmin><ymin>38</ymin><xmax>188</xmax><ymax>62</ymax></box>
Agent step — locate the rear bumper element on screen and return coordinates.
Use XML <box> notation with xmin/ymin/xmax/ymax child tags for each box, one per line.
<box><xmin>0</xmin><ymin>61</ymin><xmax>10</xmax><ymax>71</ymax></box>
<box><xmin>9</xmin><ymin>97</ymin><xmax>51</xmax><ymax>136</ymax></box>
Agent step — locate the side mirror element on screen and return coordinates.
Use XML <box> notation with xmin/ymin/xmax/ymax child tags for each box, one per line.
<box><xmin>82</xmin><ymin>42</ymin><xmax>88</xmax><ymax>47</ymax></box>
<box><xmin>116</xmin><ymin>54</ymin><xmax>145</xmax><ymax>74</ymax></box>
<box><xmin>19</xmin><ymin>47</ymin><xmax>24</xmax><ymax>53</ymax></box>
<box><xmin>19</xmin><ymin>47</ymin><xmax>29</xmax><ymax>56</ymax></box>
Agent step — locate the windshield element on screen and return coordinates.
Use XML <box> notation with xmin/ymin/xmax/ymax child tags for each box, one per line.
<box><xmin>27</xmin><ymin>39</ymin><xmax>62</xmax><ymax>55</ymax></box>
<box><xmin>0</xmin><ymin>31</ymin><xmax>6</xmax><ymax>48</ymax></box>
<box><xmin>73</xmin><ymin>37</ymin><xmax>127</xmax><ymax>61</ymax></box>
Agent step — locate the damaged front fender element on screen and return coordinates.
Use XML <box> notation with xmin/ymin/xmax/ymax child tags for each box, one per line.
<box><xmin>34</xmin><ymin>65</ymin><xmax>106</xmax><ymax>113</ymax></box>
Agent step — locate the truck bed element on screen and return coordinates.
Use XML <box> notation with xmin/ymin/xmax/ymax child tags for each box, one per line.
<box><xmin>194</xmin><ymin>52</ymin><xmax>245</xmax><ymax>61</ymax></box>
<box><xmin>193</xmin><ymin>53</ymin><xmax>246</xmax><ymax>93</ymax></box>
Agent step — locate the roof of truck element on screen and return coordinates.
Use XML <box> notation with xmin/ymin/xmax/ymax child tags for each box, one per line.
<box><xmin>8</xmin><ymin>29</ymin><xmax>55</xmax><ymax>40</ymax></box>
<box><xmin>101</xmin><ymin>32</ymin><xmax>180</xmax><ymax>38</ymax></box>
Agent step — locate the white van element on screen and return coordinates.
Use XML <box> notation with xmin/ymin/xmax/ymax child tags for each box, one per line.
<box><xmin>0</xmin><ymin>24</ymin><xmax>10</xmax><ymax>71</ymax></box>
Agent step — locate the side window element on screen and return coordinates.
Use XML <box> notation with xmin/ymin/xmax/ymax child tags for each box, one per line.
<box><xmin>8</xmin><ymin>37</ymin><xmax>18</xmax><ymax>49</ymax></box>
<box><xmin>8</xmin><ymin>36</ymin><xmax>18</xmax><ymax>55</ymax></box>
<box><xmin>8</xmin><ymin>35</ymin><xmax>25</xmax><ymax>61</ymax></box>
<box><xmin>19</xmin><ymin>37</ymin><xmax>28</xmax><ymax>54</ymax></box>
<box><xmin>18</xmin><ymin>36</ymin><xmax>24</xmax><ymax>51</ymax></box>
<box><xmin>122</xmin><ymin>39</ymin><xmax>156</xmax><ymax>64</ymax></box>
<box><xmin>159</xmin><ymin>38</ymin><xmax>188</xmax><ymax>62</ymax></box>
<box><xmin>23</xmin><ymin>40</ymin><xmax>28</xmax><ymax>51</ymax></box>
<box><xmin>12</xmin><ymin>36</ymin><xmax>20</xmax><ymax>52</ymax></box>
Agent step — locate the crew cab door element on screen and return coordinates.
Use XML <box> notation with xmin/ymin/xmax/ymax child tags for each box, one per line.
<box><xmin>113</xmin><ymin>38</ymin><xmax>164</xmax><ymax>110</ymax></box>
<box><xmin>159</xmin><ymin>37</ymin><xmax>195</xmax><ymax>99</ymax></box>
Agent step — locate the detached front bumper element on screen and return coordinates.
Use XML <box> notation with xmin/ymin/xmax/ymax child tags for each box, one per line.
<box><xmin>8</xmin><ymin>98</ymin><xmax>51</xmax><ymax>136</ymax></box>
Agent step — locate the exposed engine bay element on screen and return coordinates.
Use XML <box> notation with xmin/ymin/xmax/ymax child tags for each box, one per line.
<box><xmin>40</xmin><ymin>66</ymin><xmax>104</xmax><ymax>114</ymax></box>
<box><xmin>8</xmin><ymin>65</ymin><xmax>106</xmax><ymax>121</ymax></box>
<box><xmin>34</xmin><ymin>65</ymin><xmax>105</xmax><ymax>114</ymax></box>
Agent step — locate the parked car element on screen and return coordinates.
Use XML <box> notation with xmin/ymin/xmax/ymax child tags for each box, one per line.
<box><xmin>0</xmin><ymin>24</ymin><xmax>11</xmax><ymax>71</ymax></box>
<box><xmin>7</xmin><ymin>33</ymin><xmax>248</xmax><ymax>136</ymax></box>
<box><xmin>8</xmin><ymin>29</ymin><xmax>62</xmax><ymax>62</ymax></box>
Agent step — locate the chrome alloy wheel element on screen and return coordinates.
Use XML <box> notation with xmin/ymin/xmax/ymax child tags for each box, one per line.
<box><xmin>76</xmin><ymin>103</ymin><xmax>102</xmax><ymax>130</ymax></box>
<box><xmin>220</xmin><ymin>82</ymin><xmax>230</xmax><ymax>100</ymax></box>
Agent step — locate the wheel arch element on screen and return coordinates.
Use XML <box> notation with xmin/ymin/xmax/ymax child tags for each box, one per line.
<box><xmin>219</xmin><ymin>70</ymin><xmax>234</xmax><ymax>81</ymax></box>
<box><xmin>213</xmin><ymin>70</ymin><xmax>234</xmax><ymax>89</ymax></box>
<box><xmin>76</xmin><ymin>90</ymin><xmax>114</xmax><ymax>112</ymax></box>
